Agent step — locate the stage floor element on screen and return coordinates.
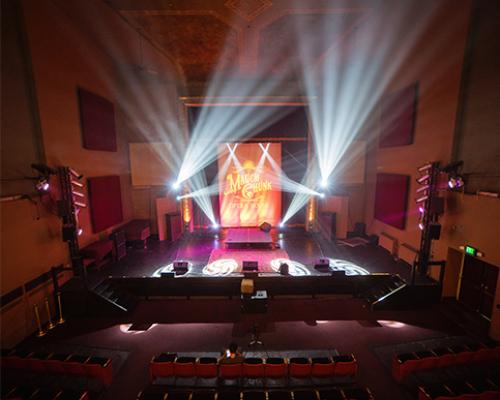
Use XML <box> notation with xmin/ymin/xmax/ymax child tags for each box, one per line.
<box><xmin>85</xmin><ymin>228</ymin><xmax>433</xmax><ymax>287</ymax></box>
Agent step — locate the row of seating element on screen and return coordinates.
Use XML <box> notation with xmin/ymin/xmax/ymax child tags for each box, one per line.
<box><xmin>2</xmin><ymin>385</ymin><xmax>89</xmax><ymax>400</ymax></box>
<box><xmin>137</xmin><ymin>387</ymin><xmax>374</xmax><ymax>400</ymax></box>
<box><xmin>1</xmin><ymin>349</ymin><xmax>113</xmax><ymax>386</ymax></box>
<box><xmin>150</xmin><ymin>355</ymin><xmax>358</xmax><ymax>381</ymax></box>
<box><xmin>392</xmin><ymin>342</ymin><xmax>500</xmax><ymax>381</ymax></box>
<box><xmin>418</xmin><ymin>375</ymin><xmax>500</xmax><ymax>400</ymax></box>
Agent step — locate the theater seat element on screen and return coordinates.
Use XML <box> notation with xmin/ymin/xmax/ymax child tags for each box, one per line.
<box><xmin>85</xmin><ymin>356</ymin><xmax>113</xmax><ymax>386</ymax></box>
<box><xmin>65</xmin><ymin>354</ymin><xmax>90</xmax><ymax>376</ymax></box>
<box><xmin>418</xmin><ymin>384</ymin><xmax>455</xmax><ymax>400</ymax></box>
<box><xmin>292</xmin><ymin>389</ymin><xmax>318</xmax><ymax>400</ymax></box>
<box><xmin>432</xmin><ymin>347</ymin><xmax>456</xmax><ymax>368</ymax></box>
<box><xmin>196</xmin><ymin>357</ymin><xmax>218</xmax><ymax>378</ymax></box>
<box><xmin>217</xmin><ymin>390</ymin><xmax>242</xmax><ymax>400</ymax></box>
<box><xmin>27</xmin><ymin>351</ymin><xmax>51</xmax><ymax>373</ymax></box>
<box><xmin>267</xmin><ymin>390</ymin><xmax>293</xmax><ymax>400</ymax></box>
<box><xmin>392</xmin><ymin>352</ymin><xmax>419</xmax><ymax>382</ymax></box>
<box><xmin>264</xmin><ymin>358</ymin><xmax>287</xmax><ymax>378</ymax></box>
<box><xmin>45</xmin><ymin>353</ymin><xmax>70</xmax><ymax>374</ymax></box>
<box><xmin>311</xmin><ymin>357</ymin><xmax>334</xmax><ymax>377</ymax></box>
<box><xmin>191</xmin><ymin>391</ymin><xmax>216</xmax><ymax>400</ymax></box>
<box><xmin>342</xmin><ymin>387</ymin><xmax>373</xmax><ymax>400</ymax></box>
<box><xmin>242</xmin><ymin>391</ymin><xmax>267</xmax><ymax>400</ymax></box>
<box><xmin>174</xmin><ymin>356</ymin><xmax>197</xmax><ymax>377</ymax></box>
<box><xmin>243</xmin><ymin>357</ymin><xmax>264</xmax><ymax>378</ymax></box>
<box><xmin>150</xmin><ymin>353</ymin><xmax>176</xmax><ymax>381</ymax></box>
<box><xmin>219</xmin><ymin>363</ymin><xmax>243</xmax><ymax>379</ymax></box>
<box><xmin>413</xmin><ymin>350</ymin><xmax>438</xmax><ymax>372</ymax></box>
<box><xmin>317</xmin><ymin>388</ymin><xmax>344</xmax><ymax>400</ymax></box>
<box><xmin>333</xmin><ymin>354</ymin><xmax>358</xmax><ymax>377</ymax></box>
<box><xmin>289</xmin><ymin>357</ymin><xmax>312</xmax><ymax>377</ymax></box>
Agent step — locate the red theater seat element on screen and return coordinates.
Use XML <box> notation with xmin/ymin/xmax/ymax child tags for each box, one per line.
<box><xmin>219</xmin><ymin>363</ymin><xmax>243</xmax><ymax>379</ymax></box>
<box><xmin>449</xmin><ymin>344</ymin><xmax>474</xmax><ymax>365</ymax></box>
<box><xmin>414</xmin><ymin>350</ymin><xmax>438</xmax><ymax>372</ymax></box>
<box><xmin>243</xmin><ymin>357</ymin><xmax>264</xmax><ymax>378</ymax></box>
<box><xmin>65</xmin><ymin>354</ymin><xmax>90</xmax><ymax>376</ymax></box>
<box><xmin>264</xmin><ymin>357</ymin><xmax>287</xmax><ymax>378</ymax></box>
<box><xmin>292</xmin><ymin>389</ymin><xmax>318</xmax><ymax>400</ymax></box>
<box><xmin>317</xmin><ymin>388</ymin><xmax>344</xmax><ymax>400</ymax></box>
<box><xmin>432</xmin><ymin>347</ymin><xmax>456</xmax><ymax>368</ymax></box>
<box><xmin>333</xmin><ymin>354</ymin><xmax>358</xmax><ymax>377</ymax></box>
<box><xmin>45</xmin><ymin>353</ymin><xmax>70</xmax><ymax>374</ymax></box>
<box><xmin>150</xmin><ymin>353</ymin><xmax>176</xmax><ymax>380</ymax></box>
<box><xmin>195</xmin><ymin>357</ymin><xmax>218</xmax><ymax>378</ymax></box>
<box><xmin>267</xmin><ymin>390</ymin><xmax>293</xmax><ymax>400</ymax></box>
<box><xmin>289</xmin><ymin>357</ymin><xmax>312</xmax><ymax>377</ymax></box>
<box><xmin>2</xmin><ymin>349</ymin><xmax>32</xmax><ymax>370</ymax></box>
<box><xmin>174</xmin><ymin>356</ymin><xmax>197</xmax><ymax>377</ymax></box>
<box><xmin>342</xmin><ymin>387</ymin><xmax>373</xmax><ymax>400</ymax></box>
<box><xmin>85</xmin><ymin>356</ymin><xmax>113</xmax><ymax>386</ymax></box>
<box><xmin>392</xmin><ymin>352</ymin><xmax>419</xmax><ymax>382</ymax></box>
<box><xmin>27</xmin><ymin>351</ymin><xmax>51</xmax><ymax>373</ymax></box>
<box><xmin>242</xmin><ymin>391</ymin><xmax>267</xmax><ymax>400</ymax></box>
<box><xmin>311</xmin><ymin>357</ymin><xmax>334</xmax><ymax>377</ymax></box>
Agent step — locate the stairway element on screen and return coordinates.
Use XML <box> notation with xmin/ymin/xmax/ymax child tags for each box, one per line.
<box><xmin>91</xmin><ymin>280</ymin><xmax>139</xmax><ymax>314</ymax></box>
<box><xmin>361</xmin><ymin>275</ymin><xmax>441</xmax><ymax>311</ymax></box>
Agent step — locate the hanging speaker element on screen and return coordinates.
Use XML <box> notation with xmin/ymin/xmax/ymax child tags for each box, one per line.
<box><xmin>429</xmin><ymin>223</ymin><xmax>441</xmax><ymax>240</ymax></box>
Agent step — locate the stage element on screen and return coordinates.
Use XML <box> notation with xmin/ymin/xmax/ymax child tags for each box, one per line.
<box><xmin>84</xmin><ymin>228</ymin><xmax>428</xmax><ymax>285</ymax></box>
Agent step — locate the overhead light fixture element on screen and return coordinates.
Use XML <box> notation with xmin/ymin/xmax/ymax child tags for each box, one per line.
<box><xmin>172</xmin><ymin>181</ymin><xmax>181</xmax><ymax>190</ymax></box>
<box><xmin>416</xmin><ymin>174</ymin><xmax>430</xmax><ymax>184</ymax></box>
<box><xmin>417</xmin><ymin>163</ymin><xmax>433</xmax><ymax>172</ymax></box>
<box><xmin>448</xmin><ymin>176</ymin><xmax>464</xmax><ymax>189</ymax></box>
<box><xmin>35</xmin><ymin>177</ymin><xmax>50</xmax><ymax>192</ymax></box>
<box><xmin>415</xmin><ymin>195</ymin><xmax>428</xmax><ymax>204</ymax></box>
<box><xmin>416</xmin><ymin>185</ymin><xmax>429</xmax><ymax>193</ymax></box>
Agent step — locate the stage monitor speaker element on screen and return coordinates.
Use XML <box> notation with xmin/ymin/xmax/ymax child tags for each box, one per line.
<box><xmin>429</xmin><ymin>223</ymin><xmax>441</xmax><ymax>240</ymax></box>
<box><xmin>173</xmin><ymin>261</ymin><xmax>189</xmax><ymax>273</ymax></box>
<box><xmin>354</xmin><ymin>222</ymin><xmax>366</xmax><ymax>236</ymax></box>
<box><xmin>243</xmin><ymin>261</ymin><xmax>259</xmax><ymax>272</ymax></box>
<box><xmin>430</xmin><ymin>197</ymin><xmax>445</xmax><ymax>214</ymax></box>
<box><xmin>314</xmin><ymin>258</ymin><xmax>330</xmax><ymax>272</ymax></box>
<box><xmin>161</xmin><ymin>272</ymin><xmax>175</xmax><ymax>278</ymax></box>
<box><xmin>279</xmin><ymin>262</ymin><xmax>289</xmax><ymax>275</ymax></box>
<box><xmin>331</xmin><ymin>270</ymin><xmax>346</xmax><ymax>277</ymax></box>
<box><xmin>259</xmin><ymin>222</ymin><xmax>272</xmax><ymax>232</ymax></box>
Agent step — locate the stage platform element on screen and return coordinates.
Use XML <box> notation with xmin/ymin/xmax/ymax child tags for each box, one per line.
<box><xmin>225</xmin><ymin>228</ymin><xmax>275</xmax><ymax>250</ymax></box>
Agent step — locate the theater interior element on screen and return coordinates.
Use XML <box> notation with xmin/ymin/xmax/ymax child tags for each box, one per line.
<box><xmin>1</xmin><ymin>0</ymin><xmax>500</xmax><ymax>399</ymax></box>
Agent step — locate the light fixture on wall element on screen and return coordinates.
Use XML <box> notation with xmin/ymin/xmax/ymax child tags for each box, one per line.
<box><xmin>441</xmin><ymin>161</ymin><xmax>465</xmax><ymax>190</ymax></box>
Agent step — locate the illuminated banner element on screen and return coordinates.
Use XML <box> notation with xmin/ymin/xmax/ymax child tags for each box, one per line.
<box><xmin>219</xmin><ymin>143</ymin><xmax>281</xmax><ymax>227</ymax></box>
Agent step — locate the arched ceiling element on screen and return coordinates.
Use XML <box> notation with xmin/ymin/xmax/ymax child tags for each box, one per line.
<box><xmin>104</xmin><ymin>0</ymin><xmax>370</xmax><ymax>84</ymax></box>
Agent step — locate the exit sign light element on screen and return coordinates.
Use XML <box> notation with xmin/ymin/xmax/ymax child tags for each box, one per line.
<box><xmin>465</xmin><ymin>245</ymin><xmax>478</xmax><ymax>256</ymax></box>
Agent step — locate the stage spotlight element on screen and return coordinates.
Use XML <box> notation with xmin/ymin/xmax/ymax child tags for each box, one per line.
<box><xmin>69</xmin><ymin>167</ymin><xmax>83</xmax><ymax>180</ymax></box>
<box><xmin>278</xmin><ymin>222</ymin><xmax>285</xmax><ymax>228</ymax></box>
<box><xmin>416</xmin><ymin>185</ymin><xmax>429</xmax><ymax>193</ymax></box>
<box><xmin>418</xmin><ymin>222</ymin><xmax>424</xmax><ymax>230</ymax></box>
<box><xmin>172</xmin><ymin>181</ymin><xmax>181</xmax><ymax>190</ymax></box>
<box><xmin>319</xmin><ymin>179</ymin><xmax>328</xmax><ymax>188</ymax></box>
<box><xmin>417</xmin><ymin>163</ymin><xmax>433</xmax><ymax>173</ymax></box>
<box><xmin>176</xmin><ymin>195</ymin><xmax>181</xmax><ymax>201</ymax></box>
<box><xmin>211</xmin><ymin>223</ymin><xmax>220</xmax><ymax>230</ymax></box>
<box><xmin>35</xmin><ymin>177</ymin><xmax>50</xmax><ymax>192</ymax></box>
<box><xmin>318</xmin><ymin>192</ymin><xmax>325</xmax><ymax>198</ymax></box>
<box><xmin>77</xmin><ymin>227</ymin><xmax>83</xmax><ymax>236</ymax></box>
<box><xmin>415</xmin><ymin>195</ymin><xmax>428</xmax><ymax>204</ymax></box>
<box><xmin>418</xmin><ymin>206</ymin><xmax>425</xmax><ymax>214</ymax></box>
<box><xmin>416</xmin><ymin>174</ymin><xmax>430</xmax><ymax>184</ymax></box>
<box><xmin>448</xmin><ymin>176</ymin><xmax>464</xmax><ymax>189</ymax></box>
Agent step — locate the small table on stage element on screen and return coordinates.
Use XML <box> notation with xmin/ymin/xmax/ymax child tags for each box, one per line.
<box><xmin>241</xmin><ymin>290</ymin><xmax>268</xmax><ymax>314</ymax></box>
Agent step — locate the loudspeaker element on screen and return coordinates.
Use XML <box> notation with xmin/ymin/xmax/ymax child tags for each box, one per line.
<box><xmin>279</xmin><ymin>262</ymin><xmax>289</xmax><ymax>275</ymax></box>
<box><xmin>173</xmin><ymin>261</ymin><xmax>189</xmax><ymax>273</ymax></box>
<box><xmin>429</xmin><ymin>197</ymin><xmax>445</xmax><ymax>214</ymax></box>
<box><xmin>354</xmin><ymin>222</ymin><xmax>366</xmax><ymax>236</ymax></box>
<box><xmin>259</xmin><ymin>222</ymin><xmax>272</xmax><ymax>232</ymax></box>
<box><xmin>368</xmin><ymin>234</ymin><xmax>379</xmax><ymax>246</ymax></box>
<box><xmin>62</xmin><ymin>225</ymin><xmax>76</xmax><ymax>242</ymax></box>
<box><xmin>314</xmin><ymin>258</ymin><xmax>330</xmax><ymax>272</ymax></box>
<box><xmin>242</xmin><ymin>261</ymin><xmax>259</xmax><ymax>272</ymax></box>
<box><xmin>429</xmin><ymin>223</ymin><xmax>441</xmax><ymax>240</ymax></box>
<box><xmin>161</xmin><ymin>272</ymin><xmax>175</xmax><ymax>278</ymax></box>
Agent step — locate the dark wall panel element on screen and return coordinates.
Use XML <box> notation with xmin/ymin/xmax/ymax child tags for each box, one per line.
<box><xmin>88</xmin><ymin>176</ymin><xmax>123</xmax><ymax>233</ymax></box>
<box><xmin>379</xmin><ymin>83</ymin><xmax>417</xmax><ymax>148</ymax></box>
<box><xmin>78</xmin><ymin>88</ymin><xmax>117</xmax><ymax>151</ymax></box>
<box><xmin>374</xmin><ymin>173</ymin><xmax>409</xmax><ymax>230</ymax></box>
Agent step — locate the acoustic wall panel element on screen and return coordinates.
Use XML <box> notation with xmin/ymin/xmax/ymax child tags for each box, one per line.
<box><xmin>380</xmin><ymin>83</ymin><xmax>417</xmax><ymax>148</ymax></box>
<box><xmin>374</xmin><ymin>173</ymin><xmax>409</xmax><ymax>229</ymax></box>
<box><xmin>88</xmin><ymin>175</ymin><xmax>123</xmax><ymax>233</ymax></box>
<box><xmin>78</xmin><ymin>88</ymin><xmax>117</xmax><ymax>151</ymax></box>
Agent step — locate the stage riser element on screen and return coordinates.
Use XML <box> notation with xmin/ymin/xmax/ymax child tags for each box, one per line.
<box><xmin>105</xmin><ymin>274</ymin><xmax>395</xmax><ymax>299</ymax></box>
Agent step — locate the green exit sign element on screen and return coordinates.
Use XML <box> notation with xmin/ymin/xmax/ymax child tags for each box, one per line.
<box><xmin>465</xmin><ymin>245</ymin><xmax>478</xmax><ymax>256</ymax></box>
